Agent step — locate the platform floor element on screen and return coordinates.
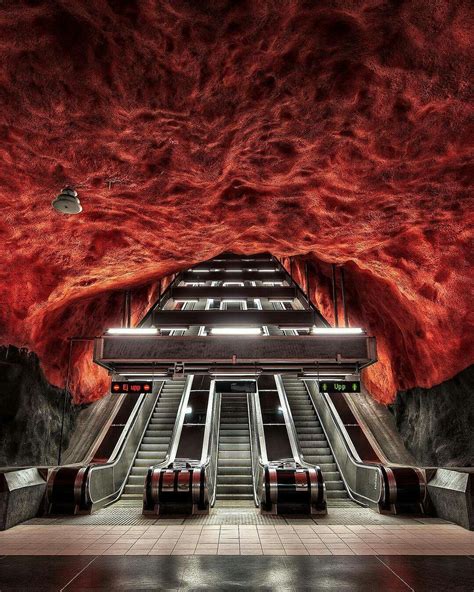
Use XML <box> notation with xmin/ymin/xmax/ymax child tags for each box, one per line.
<box><xmin>1</xmin><ymin>507</ymin><xmax>473</xmax><ymax>590</ymax></box>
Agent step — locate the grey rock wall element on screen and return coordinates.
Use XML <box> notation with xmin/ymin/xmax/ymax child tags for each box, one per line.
<box><xmin>390</xmin><ymin>365</ymin><xmax>474</xmax><ymax>467</ymax></box>
<box><xmin>0</xmin><ymin>345</ymin><xmax>79</xmax><ymax>466</ymax></box>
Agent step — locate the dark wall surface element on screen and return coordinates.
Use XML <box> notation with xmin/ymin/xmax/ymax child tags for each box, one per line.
<box><xmin>390</xmin><ymin>365</ymin><xmax>474</xmax><ymax>467</ymax></box>
<box><xmin>0</xmin><ymin>346</ymin><xmax>79</xmax><ymax>466</ymax></box>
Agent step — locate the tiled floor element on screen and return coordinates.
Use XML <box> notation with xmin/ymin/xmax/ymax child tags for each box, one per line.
<box><xmin>0</xmin><ymin>555</ymin><xmax>473</xmax><ymax>591</ymax></box>
<box><xmin>1</xmin><ymin>523</ymin><xmax>473</xmax><ymax>556</ymax></box>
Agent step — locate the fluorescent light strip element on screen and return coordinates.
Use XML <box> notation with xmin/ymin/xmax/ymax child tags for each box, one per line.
<box><xmin>302</xmin><ymin>372</ymin><xmax>352</xmax><ymax>377</ymax></box>
<box><xmin>312</xmin><ymin>328</ymin><xmax>363</xmax><ymax>335</ymax></box>
<box><xmin>211</xmin><ymin>373</ymin><xmax>261</xmax><ymax>376</ymax></box>
<box><xmin>107</xmin><ymin>328</ymin><xmax>158</xmax><ymax>335</ymax></box>
<box><xmin>120</xmin><ymin>373</ymin><xmax>168</xmax><ymax>377</ymax></box>
<box><xmin>210</xmin><ymin>327</ymin><xmax>262</xmax><ymax>335</ymax></box>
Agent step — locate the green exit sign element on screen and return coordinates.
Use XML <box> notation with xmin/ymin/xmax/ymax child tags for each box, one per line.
<box><xmin>318</xmin><ymin>381</ymin><xmax>361</xmax><ymax>394</ymax></box>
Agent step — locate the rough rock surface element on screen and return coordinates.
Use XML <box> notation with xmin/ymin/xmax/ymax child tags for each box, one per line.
<box><xmin>0</xmin><ymin>346</ymin><xmax>79</xmax><ymax>466</ymax></box>
<box><xmin>0</xmin><ymin>1</ymin><xmax>472</xmax><ymax>403</ymax></box>
<box><xmin>390</xmin><ymin>365</ymin><xmax>474</xmax><ymax>467</ymax></box>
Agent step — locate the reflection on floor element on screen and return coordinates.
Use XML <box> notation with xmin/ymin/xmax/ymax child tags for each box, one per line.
<box><xmin>0</xmin><ymin>555</ymin><xmax>473</xmax><ymax>591</ymax></box>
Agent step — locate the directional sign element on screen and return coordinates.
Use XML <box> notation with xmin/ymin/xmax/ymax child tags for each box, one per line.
<box><xmin>318</xmin><ymin>380</ymin><xmax>360</xmax><ymax>394</ymax></box>
<box><xmin>111</xmin><ymin>381</ymin><xmax>153</xmax><ymax>394</ymax></box>
<box><xmin>215</xmin><ymin>380</ymin><xmax>257</xmax><ymax>393</ymax></box>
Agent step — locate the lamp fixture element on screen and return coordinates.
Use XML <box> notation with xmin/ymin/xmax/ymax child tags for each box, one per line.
<box><xmin>52</xmin><ymin>187</ymin><xmax>82</xmax><ymax>214</ymax></box>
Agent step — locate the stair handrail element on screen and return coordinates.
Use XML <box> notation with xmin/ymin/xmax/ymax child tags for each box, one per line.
<box><xmin>146</xmin><ymin>375</ymin><xmax>194</xmax><ymax>472</ymax></box>
<box><xmin>303</xmin><ymin>379</ymin><xmax>385</xmax><ymax>507</ymax></box>
<box><xmin>274</xmin><ymin>375</ymin><xmax>326</xmax><ymax>480</ymax></box>
<box><xmin>247</xmin><ymin>387</ymin><xmax>267</xmax><ymax>507</ymax></box>
<box><xmin>79</xmin><ymin>381</ymin><xmax>164</xmax><ymax>508</ymax></box>
<box><xmin>199</xmin><ymin>380</ymin><xmax>221</xmax><ymax>507</ymax></box>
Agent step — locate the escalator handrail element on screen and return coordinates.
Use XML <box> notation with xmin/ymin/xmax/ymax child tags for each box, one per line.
<box><xmin>199</xmin><ymin>380</ymin><xmax>220</xmax><ymax>507</ymax></box>
<box><xmin>84</xmin><ymin>382</ymin><xmax>164</xmax><ymax>506</ymax></box>
<box><xmin>274</xmin><ymin>374</ymin><xmax>324</xmax><ymax>474</ymax></box>
<box><xmin>303</xmin><ymin>379</ymin><xmax>384</xmax><ymax>505</ymax></box>
<box><xmin>147</xmin><ymin>375</ymin><xmax>194</xmax><ymax>472</ymax></box>
<box><xmin>248</xmin><ymin>388</ymin><xmax>267</xmax><ymax>507</ymax></box>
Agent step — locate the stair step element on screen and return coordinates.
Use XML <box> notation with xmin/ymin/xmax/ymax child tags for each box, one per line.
<box><xmin>327</xmin><ymin>491</ymin><xmax>349</xmax><ymax>499</ymax></box>
<box><xmin>303</xmin><ymin>449</ymin><xmax>332</xmax><ymax>458</ymax></box>
<box><xmin>305</xmin><ymin>455</ymin><xmax>334</xmax><ymax>464</ymax></box>
<box><xmin>138</xmin><ymin>445</ymin><xmax>170</xmax><ymax>453</ymax></box>
<box><xmin>123</xmin><ymin>484</ymin><xmax>143</xmax><ymax>494</ymax></box>
<box><xmin>219</xmin><ymin>443</ymin><xmax>251</xmax><ymax>451</ymax></box>
<box><xmin>143</xmin><ymin>436</ymin><xmax>172</xmax><ymax>444</ymax></box>
<box><xmin>325</xmin><ymin>481</ymin><xmax>346</xmax><ymax>491</ymax></box>
<box><xmin>130</xmin><ymin>467</ymin><xmax>151</xmax><ymax>476</ymax></box>
<box><xmin>216</xmin><ymin>493</ymin><xmax>254</xmax><ymax>500</ymax></box>
<box><xmin>217</xmin><ymin>475</ymin><xmax>253</xmax><ymax>485</ymax></box>
<box><xmin>218</xmin><ymin>450</ymin><xmax>252</xmax><ymax>459</ymax></box>
<box><xmin>216</xmin><ymin>484</ymin><xmax>253</xmax><ymax>493</ymax></box>
<box><xmin>297</xmin><ymin>434</ymin><xmax>326</xmax><ymax>441</ymax></box>
<box><xmin>217</xmin><ymin>465</ymin><xmax>252</xmax><ymax>474</ymax></box>
<box><xmin>219</xmin><ymin>436</ymin><xmax>251</xmax><ymax>443</ymax></box>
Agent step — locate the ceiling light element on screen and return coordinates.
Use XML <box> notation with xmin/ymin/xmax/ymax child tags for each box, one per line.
<box><xmin>210</xmin><ymin>327</ymin><xmax>262</xmax><ymax>335</ymax></box>
<box><xmin>107</xmin><ymin>328</ymin><xmax>158</xmax><ymax>335</ymax></box>
<box><xmin>52</xmin><ymin>187</ymin><xmax>82</xmax><ymax>214</ymax></box>
<box><xmin>312</xmin><ymin>328</ymin><xmax>364</xmax><ymax>335</ymax></box>
<box><xmin>120</xmin><ymin>373</ymin><xmax>168</xmax><ymax>377</ymax></box>
<box><xmin>185</xmin><ymin>406</ymin><xmax>193</xmax><ymax>414</ymax></box>
<box><xmin>300</xmin><ymin>371</ymin><xmax>350</xmax><ymax>377</ymax></box>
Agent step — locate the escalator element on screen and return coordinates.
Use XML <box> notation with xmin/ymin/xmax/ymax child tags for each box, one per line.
<box><xmin>43</xmin><ymin>251</ymin><xmax>425</xmax><ymax>524</ymax></box>
<box><xmin>119</xmin><ymin>379</ymin><xmax>187</xmax><ymax>503</ymax></box>
<box><xmin>215</xmin><ymin>394</ymin><xmax>253</xmax><ymax>502</ymax></box>
<box><xmin>281</xmin><ymin>375</ymin><xmax>349</xmax><ymax>504</ymax></box>
<box><xmin>248</xmin><ymin>377</ymin><xmax>326</xmax><ymax>514</ymax></box>
<box><xmin>143</xmin><ymin>376</ymin><xmax>218</xmax><ymax>515</ymax></box>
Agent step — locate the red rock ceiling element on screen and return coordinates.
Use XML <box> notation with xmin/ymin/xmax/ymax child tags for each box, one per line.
<box><xmin>0</xmin><ymin>1</ymin><xmax>472</xmax><ymax>404</ymax></box>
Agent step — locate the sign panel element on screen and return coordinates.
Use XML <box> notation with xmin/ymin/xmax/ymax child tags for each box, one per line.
<box><xmin>318</xmin><ymin>380</ymin><xmax>361</xmax><ymax>394</ymax></box>
<box><xmin>111</xmin><ymin>381</ymin><xmax>153</xmax><ymax>394</ymax></box>
<box><xmin>215</xmin><ymin>380</ymin><xmax>257</xmax><ymax>393</ymax></box>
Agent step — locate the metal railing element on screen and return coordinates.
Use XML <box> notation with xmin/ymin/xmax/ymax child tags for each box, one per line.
<box><xmin>145</xmin><ymin>375</ymin><xmax>194</xmax><ymax>474</ymax></box>
<box><xmin>275</xmin><ymin>375</ymin><xmax>327</xmax><ymax>492</ymax></box>
<box><xmin>247</xmin><ymin>388</ymin><xmax>267</xmax><ymax>507</ymax></box>
<box><xmin>303</xmin><ymin>379</ymin><xmax>384</xmax><ymax>507</ymax></box>
<box><xmin>83</xmin><ymin>381</ymin><xmax>164</xmax><ymax>510</ymax></box>
<box><xmin>201</xmin><ymin>381</ymin><xmax>221</xmax><ymax>507</ymax></box>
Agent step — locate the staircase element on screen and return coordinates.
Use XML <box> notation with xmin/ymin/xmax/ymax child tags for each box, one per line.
<box><xmin>281</xmin><ymin>376</ymin><xmax>350</xmax><ymax>504</ymax></box>
<box><xmin>120</xmin><ymin>379</ymin><xmax>186</xmax><ymax>503</ymax></box>
<box><xmin>216</xmin><ymin>394</ymin><xmax>254</xmax><ymax>502</ymax></box>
